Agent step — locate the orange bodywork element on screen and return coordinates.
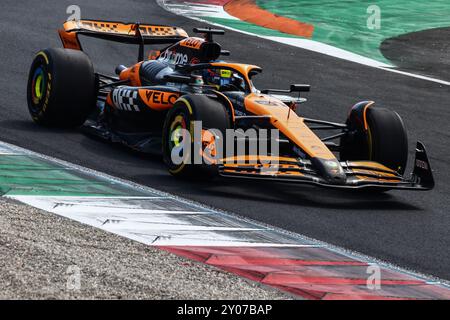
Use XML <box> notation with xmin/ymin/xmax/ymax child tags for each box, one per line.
<box><xmin>58</xmin><ymin>29</ymin><xmax>81</xmax><ymax>50</ymax></box>
<box><xmin>221</xmin><ymin>155</ymin><xmax>299</xmax><ymax>164</ymax></box>
<box><xmin>346</xmin><ymin>161</ymin><xmax>395</xmax><ymax>173</ymax></box>
<box><xmin>244</xmin><ymin>93</ymin><xmax>336</xmax><ymax>160</ymax></box>
<box><xmin>119</xmin><ymin>62</ymin><xmax>143</xmax><ymax>86</ymax></box>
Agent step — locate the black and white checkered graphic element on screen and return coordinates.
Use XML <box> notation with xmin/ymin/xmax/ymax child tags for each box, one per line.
<box><xmin>112</xmin><ymin>88</ymin><xmax>140</xmax><ymax>112</ymax></box>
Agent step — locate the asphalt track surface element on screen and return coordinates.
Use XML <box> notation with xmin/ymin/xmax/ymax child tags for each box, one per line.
<box><xmin>1</xmin><ymin>0</ymin><xmax>449</xmax><ymax>280</ymax></box>
<box><xmin>381</xmin><ymin>27</ymin><xmax>450</xmax><ymax>81</ymax></box>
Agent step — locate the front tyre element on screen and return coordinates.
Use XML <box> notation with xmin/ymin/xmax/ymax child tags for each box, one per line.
<box><xmin>27</xmin><ymin>48</ymin><xmax>96</xmax><ymax>127</ymax></box>
<box><xmin>162</xmin><ymin>94</ymin><xmax>230</xmax><ymax>178</ymax></box>
<box><xmin>341</xmin><ymin>103</ymin><xmax>408</xmax><ymax>174</ymax></box>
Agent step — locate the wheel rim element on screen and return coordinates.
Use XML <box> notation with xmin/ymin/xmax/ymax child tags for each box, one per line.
<box><xmin>169</xmin><ymin>115</ymin><xmax>188</xmax><ymax>161</ymax></box>
<box><xmin>31</xmin><ymin>66</ymin><xmax>46</xmax><ymax>105</ymax></box>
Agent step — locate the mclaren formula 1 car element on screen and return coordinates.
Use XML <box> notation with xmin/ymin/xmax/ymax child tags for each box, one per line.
<box><xmin>27</xmin><ymin>19</ymin><xmax>434</xmax><ymax>191</ymax></box>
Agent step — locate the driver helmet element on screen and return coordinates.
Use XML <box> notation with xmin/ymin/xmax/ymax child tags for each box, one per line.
<box><xmin>202</xmin><ymin>68</ymin><xmax>233</xmax><ymax>89</ymax></box>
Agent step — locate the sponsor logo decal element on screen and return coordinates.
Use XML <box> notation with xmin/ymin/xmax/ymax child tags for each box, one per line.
<box><xmin>180</xmin><ymin>38</ymin><xmax>203</xmax><ymax>50</ymax></box>
<box><xmin>158</xmin><ymin>49</ymin><xmax>189</xmax><ymax>65</ymax></box>
<box><xmin>416</xmin><ymin>159</ymin><xmax>429</xmax><ymax>170</ymax></box>
<box><xmin>139</xmin><ymin>90</ymin><xmax>180</xmax><ymax>109</ymax></box>
<box><xmin>77</xmin><ymin>21</ymin><xmax>177</xmax><ymax>36</ymax></box>
<box><xmin>111</xmin><ymin>88</ymin><xmax>139</xmax><ymax>112</ymax></box>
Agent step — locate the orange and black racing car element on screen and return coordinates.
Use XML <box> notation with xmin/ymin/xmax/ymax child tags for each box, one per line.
<box><xmin>27</xmin><ymin>20</ymin><xmax>434</xmax><ymax>191</ymax></box>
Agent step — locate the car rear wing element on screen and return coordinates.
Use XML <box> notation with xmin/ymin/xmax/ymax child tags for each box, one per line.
<box><xmin>58</xmin><ymin>19</ymin><xmax>188</xmax><ymax>61</ymax></box>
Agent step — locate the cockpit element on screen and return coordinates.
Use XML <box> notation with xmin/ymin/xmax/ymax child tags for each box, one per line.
<box><xmin>195</xmin><ymin>67</ymin><xmax>247</xmax><ymax>92</ymax></box>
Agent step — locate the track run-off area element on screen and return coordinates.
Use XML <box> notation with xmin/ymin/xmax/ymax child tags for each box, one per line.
<box><xmin>1</xmin><ymin>141</ymin><xmax>449</xmax><ymax>299</ymax></box>
<box><xmin>0</xmin><ymin>0</ymin><xmax>450</xmax><ymax>299</ymax></box>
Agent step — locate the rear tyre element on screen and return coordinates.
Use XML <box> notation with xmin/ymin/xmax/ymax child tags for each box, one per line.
<box><xmin>27</xmin><ymin>48</ymin><xmax>96</xmax><ymax>127</ymax></box>
<box><xmin>162</xmin><ymin>94</ymin><xmax>230</xmax><ymax>178</ymax></box>
<box><xmin>341</xmin><ymin>106</ymin><xmax>408</xmax><ymax>174</ymax></box>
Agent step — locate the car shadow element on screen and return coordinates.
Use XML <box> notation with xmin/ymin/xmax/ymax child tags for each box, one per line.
<box><xmin>137</xmin><ymin>173</ymin><xmax>421</xmax><ymax>211</ymax></box>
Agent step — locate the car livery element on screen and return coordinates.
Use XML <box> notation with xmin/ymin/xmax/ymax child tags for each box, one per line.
<box><xmin>26</xmin><ymin>20</ymin><xmax>434</xmax><ymax>191</ymax></box>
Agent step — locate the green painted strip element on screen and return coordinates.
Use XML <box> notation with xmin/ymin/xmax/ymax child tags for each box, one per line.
<box><xmin>256</xmin><ymin>0</ymin><xmax>450</xmax><ymax>63</ymax></box>
<box><xmin>0</xmin><ymin>155</ymin><xmax>145</xmax><ymax>197</ymax></box>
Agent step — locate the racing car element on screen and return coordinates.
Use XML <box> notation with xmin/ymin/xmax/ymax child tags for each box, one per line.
<box><xmin>26</xmin><ymin>19</ymin><xmax>434</xmax><ymax>190</ymax></box>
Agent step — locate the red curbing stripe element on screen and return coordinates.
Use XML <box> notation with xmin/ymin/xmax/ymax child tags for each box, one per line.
<box><xmin>205</xmin><ymin>255</ymin><xmax>368</xmax><ymax>267</ymax></box>
<box><xmin>160</xmin><ymin>246</ymin><xmax>212</xmax><ymax>262</ymax></box>
<box><xmin>323</xmin><ymin>293</ymin><xmax>418</xmax><ymax>300</ymax></box>
<box><xmin>262</xmin><ymin>273</ymin><xmax>425</xmax><ymax>286</ymax></box>
<box><xmin>159</xmin><ymin>245</ymin><xmax>450</xmax><ymax>300</ymax></box>
<box><xmin>217</xmin><ymin>265</ymin><xmax>268</xmax><ymax>282</ymax></box>
<box><xmin>159</xmin><ymin>245</ymin><xmax>363</xmax><ymax>261</ymax></box>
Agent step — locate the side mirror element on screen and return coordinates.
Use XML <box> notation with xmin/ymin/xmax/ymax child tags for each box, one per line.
<box><xmin>290</xmin><ymin>84</ymin><xmax>310</xmax><ymax>92</ymax></box>
<box><xmin>115</xmin><ymin>65</ymin><xmax>127</xmax><ymax>76</ymax></box>
<box><xmin>261</xmin><ymin>84</ymin><xmax>310</xmax><ymax>95</ymax></box>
